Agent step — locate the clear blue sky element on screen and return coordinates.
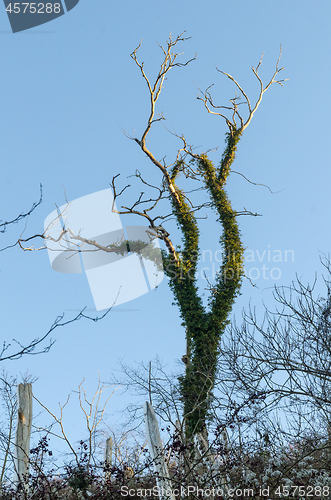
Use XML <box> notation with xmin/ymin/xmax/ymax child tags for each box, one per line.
<box><xmin>1</xmin><ymin>0</ymin><xmax>330</xmax><ymax>457</ymax></box>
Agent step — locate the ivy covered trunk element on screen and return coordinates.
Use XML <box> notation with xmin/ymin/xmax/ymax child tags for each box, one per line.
<box><xmin>163</xmin><ymin>130</ymin><xmax>244</xmax><ymax>440</ymax></box>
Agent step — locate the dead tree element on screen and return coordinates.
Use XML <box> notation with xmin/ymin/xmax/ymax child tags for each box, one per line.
<box><xmin>110</xmin><ymin>34</ymin><xmax>286</xmax><ymax>441</ymax></box>
<box><xmin>17</xmin><ymin>34</ymin><xmax>287</xmax><ymax>443</ymax></box>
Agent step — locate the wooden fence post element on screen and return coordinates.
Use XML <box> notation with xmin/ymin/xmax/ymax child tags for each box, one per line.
<box><xmin>144</xmin><ymin>402</ymin><xmax>175</xmax><ymax>500</ymax></box>
<box><xmin>14</xmin><ymin>383</ymin><xmax>32</xmax><ymax>493</ymax></box>
<box><xmin>104</xmin><ymin>436</ymin><xmax>113</xmax><ymax>481</ymax></box>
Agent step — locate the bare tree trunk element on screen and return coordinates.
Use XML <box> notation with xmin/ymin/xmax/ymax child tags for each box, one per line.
<box><xmin>14</xmin><ymin>383</ymin><xmax>32</xmax><ymax>493</ymax></box>
<box><xmin>144</xmin><ymin>402</ymin><xmax>175</xmax><ymax>500</ymax></box>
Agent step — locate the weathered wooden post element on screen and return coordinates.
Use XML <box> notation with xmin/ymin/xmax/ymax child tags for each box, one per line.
<box><xmin>219</xmin><ymin>428</ymin><xmax>230</xmax><ymax>489</ymax></box>
<box><xmin>104</xmin><ymin>436</ymin><xmax>113</xmax><ymax>481</ymax></box>
<box><xmin>144</xmin><ymin>402</ymin><xmax>175</xmax><ymax>500</ymax></box>
<box><xmin>193</xmin><ymin>431</ymin><xmax>210</xmax><ymax>476</ymax></box>
<box><xmin>14</xmin><ymin>383</ymin><xmax>32</xmax><ymax>493</ymax></box>
<box><xmin>193</xmin><ymin>430</ymin><xmax>230</xmax><ymax>487</ymax></box>
<box><xmin>174</xmin><ymin>419</ymin><xmax>184</xmax><ymax>471</ymax></box>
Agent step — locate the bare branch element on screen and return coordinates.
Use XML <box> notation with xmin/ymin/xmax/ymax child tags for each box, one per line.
<box><xmin>198</xmin><ymin>45</ymin><xmax>288</xmax><ymax>133</ymax></box>
<box><xmin>0</xmin><ymin>307</ymin><xmax>113</xmax><ymax>363</ymax></box>
<box><xmin>0</xmin><ymin>184</ymin><xmax>42</xmax><ymax>235</ymax></box>
<box><xmin>231</xmin><ymin>170</ymin><xmax>277</xmax><ymax>194</ymax></box>
<box><xmin>131</xmin><ymin>33</ymin><xmax>196</xmax><ymax>211</ymax></box>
